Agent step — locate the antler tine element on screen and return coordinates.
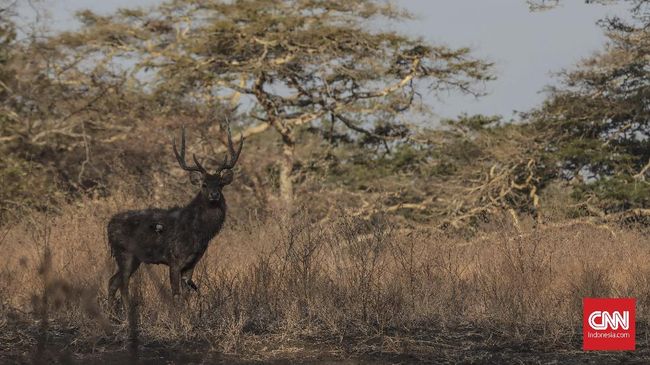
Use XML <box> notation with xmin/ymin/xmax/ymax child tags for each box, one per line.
<box><xmin>216</xmin><ymin>123</ymin><xmax>244</xmax><ymax>173</ymax></box>
<box><xmin>172</xmin><ymin>126</ymin><xmax>207</xmax><ymax>174</ymax></box>
<box><xmin>229</xmin><ymin>129</ymin><xmax>244</xmax><ymax>168</ymax></box>
<box><xmin>192</xmin><ymin>153</ymin><xmax>208</xmax><ymax>174</ymax></box>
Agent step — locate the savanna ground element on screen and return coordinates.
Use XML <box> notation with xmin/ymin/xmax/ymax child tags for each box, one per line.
<box><xmin>1</xmin><ymin>187</ymin><xmax>649</xmax><ymax>364</ymax></box>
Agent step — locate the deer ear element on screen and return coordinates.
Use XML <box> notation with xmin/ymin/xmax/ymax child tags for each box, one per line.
<box><xmin>219</xmin><ymin>169</ymin><xmax>234</xmax><ymax>185</ymax></box>
<box><xmin>189</xmin><ymin>171</ymin><xmax>203</xmax><ymax>185</ymax></box>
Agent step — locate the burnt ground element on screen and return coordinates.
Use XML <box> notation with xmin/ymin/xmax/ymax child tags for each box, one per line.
<box><xmin>2</xmin><ymin>319</ymin><xmax>649</xmax><ymax>365</ymax></box>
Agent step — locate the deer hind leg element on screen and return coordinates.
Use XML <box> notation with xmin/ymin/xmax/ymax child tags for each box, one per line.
<box><xmin>108</xmin><ymin>251</ymin><xmax>125</xmax><ymax>310</ymax></box>
<box><xmin>108</xmin><ymin>271</ymin><xmax>122</xmax><ymax>304</ymax></box>
<box><xmin>118</xmin><ymin>254</ymin><xmax>141</xmax><ymax>311</ymax></box>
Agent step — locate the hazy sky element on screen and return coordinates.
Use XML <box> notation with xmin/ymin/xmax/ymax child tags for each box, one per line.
<box><xmin>17</xmin><ymin>0</ymin><xmax>630</xmax><ymax>120</ymax></box>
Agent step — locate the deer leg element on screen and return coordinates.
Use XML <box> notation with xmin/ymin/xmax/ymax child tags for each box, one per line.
<box><xmin>119</xmin><ymin>255</ymin><xmax>141</xmax><ymax>311</ymax></box>
<box><xmin>108</xmin><ymin>270</ymin><xmax>122</xmax><ymax>304</ymax></box>
<box><xmin>181</xmin><ymin>266</ymin><xmax>198</xmax><ymax>292</ymax></box>
<box><xmin>169</xmin><ymin>263</ymin><xmax>182</xmax><ymax>302</ymax></box>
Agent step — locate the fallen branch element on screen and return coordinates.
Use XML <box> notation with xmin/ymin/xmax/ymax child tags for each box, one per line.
<box><xmin>633</xmin><ymin>159</ymin><xmax>650</xmax><ymax>182</ymax></box>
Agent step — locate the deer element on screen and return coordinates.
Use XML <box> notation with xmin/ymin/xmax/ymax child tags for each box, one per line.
<box><xmin>107</xmin><ymin>125</ymin><xmax>243</xmax><ymax>309</ymax></box>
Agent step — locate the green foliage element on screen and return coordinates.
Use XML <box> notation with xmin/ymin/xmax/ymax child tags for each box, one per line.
<box><xmin>444</xmin><ymin>114</ymin><xmax>502</xmax><ymax>131</ymax></box>
<box><xmin>529</xmin><ymin>4</ymin><xmax>650</xmax><ymax>212</ymax></box>
<box><xmin>572</xmin><ymin>175</ymin><xmax>650</xmax><ymax>212</ymax></box>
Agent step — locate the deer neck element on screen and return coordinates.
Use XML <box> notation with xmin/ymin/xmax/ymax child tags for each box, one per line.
<box><xmin>183</xmin><ymin>192</ymin><xmax>227</xmax><ymax>235</ymax></box>
<box><xmin>178</xmin><ymin>192</ymin><xmax>226</xmax><ymax>244</ymax></box>
<box><xmin>185</xmin><ymin>192</ymin><xmax>226</xmax><ymax>214</ymax></box>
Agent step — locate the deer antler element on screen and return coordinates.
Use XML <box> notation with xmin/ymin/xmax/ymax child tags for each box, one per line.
<box><xmin>173</xmin><ymin>126</ymin><xmax>208</xmax><ymax>174</ymax></box>
<box><xmin>215</xmin><ymin>122</ymin><xmax>244</xmax><ymax>174</ymax></box>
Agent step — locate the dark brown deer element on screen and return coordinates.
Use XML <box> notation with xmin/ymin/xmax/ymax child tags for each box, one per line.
<box><xmin>107</xmin><ymin>125</ymin><xmax>243</xmax><ymax>308</ymax></box>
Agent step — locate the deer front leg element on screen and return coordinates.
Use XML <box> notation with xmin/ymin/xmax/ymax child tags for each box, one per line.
<box><xmin>181</xmin><ymin>266</ymin><xmax>198</xmax><ymax>292</ymax></box>
<box><xmin>169</xmin><ymin>264</ymin><xmax>182</xmax><ymax>302</ymax></box>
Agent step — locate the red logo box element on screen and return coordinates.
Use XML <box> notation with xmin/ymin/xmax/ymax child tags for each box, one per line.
<box><xmin>583</xmin><ymin>298</ymin><xmax>635</xmax><ymax>351</ymax></box>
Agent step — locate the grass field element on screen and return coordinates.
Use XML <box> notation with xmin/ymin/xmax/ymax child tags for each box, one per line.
<box><xmin>1</xmin><ymin>191</ymin><xmax>649</xmax><ymax>364</ymax></box>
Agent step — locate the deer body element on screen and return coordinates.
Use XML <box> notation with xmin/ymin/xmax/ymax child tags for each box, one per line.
<box><xmin>107</xmin><ymin>126</ymin><xmax>242</xmax><ymax>307</ymax></box>
<box><xmin>108</xmin><ymin>196</ymin><xmax>225</xmax><ymax>264</ymax></box>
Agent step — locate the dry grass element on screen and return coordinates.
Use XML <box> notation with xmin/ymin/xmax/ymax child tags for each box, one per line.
<box><xmin>1</xmin><ymin>190</ymin><xmax>649</xmax><ymax>363</ymax></box>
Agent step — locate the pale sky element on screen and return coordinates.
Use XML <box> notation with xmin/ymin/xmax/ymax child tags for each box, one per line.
<box><xmin>17</xmin><ymin>0</ymin><xmax>630</xmax><ymax>120</ymax></box>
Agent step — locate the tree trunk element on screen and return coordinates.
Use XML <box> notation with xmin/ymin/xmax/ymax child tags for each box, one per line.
<box><xmin>279</xmin><ymin>138</ymin><xmax>295</xmax><ymax>203</ymax></box>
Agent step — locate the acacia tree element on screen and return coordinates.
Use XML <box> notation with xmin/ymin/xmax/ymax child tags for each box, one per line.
<box><xmin>59</xmin><ymin>0</ymin><xmax>493</xmax><ymax>202</ymax></box>
<box><xmin>526</xmin><ymin>0</ymin><xmax>650</xmax><ymax>213</ymax></box>
<box><xmin>0</xmin><ymin>1</ymin><xmax>163</xmax><ymax>218</ymax></box>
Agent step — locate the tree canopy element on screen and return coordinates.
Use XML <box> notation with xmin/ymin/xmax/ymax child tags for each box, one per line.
<box><xmin>526</xmin><ymin>0</ymin><xmax>649</xmax><ymax>214</ymax></box>
<box><xmin>56</xmin><ymin>0</ymin><xmax>493</xmax><ymax>202</ymax></box>
<box><xmin>0</xmin><ymin>0</ymin><xmax>646</xmax><ymax>228</ymax></box>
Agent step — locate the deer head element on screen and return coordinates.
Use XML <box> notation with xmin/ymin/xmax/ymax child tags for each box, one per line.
<box><xmin>172</xmin><ymin>124</ymin><xmax>244</xmax><ymax>204</ymax></box>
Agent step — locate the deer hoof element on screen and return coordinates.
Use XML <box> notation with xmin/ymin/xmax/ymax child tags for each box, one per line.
<box><xmin>172</xmin><ymin>294</ymin><xmax>182</xmax><ymax>305</ymax></box>
<box><xmin>183</xmin><ymin>278</ymin><xmax>198</xmax><ymax>291</ymax></box>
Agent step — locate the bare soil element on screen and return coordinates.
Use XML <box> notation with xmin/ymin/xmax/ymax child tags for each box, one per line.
<box><xmin>3</xmin><ymin>319</ymin><xmax>650</xmax><ymax>364</ymax></box>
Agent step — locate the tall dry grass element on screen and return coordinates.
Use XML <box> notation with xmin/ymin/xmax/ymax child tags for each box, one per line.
<box><xmin>1</xmin><ymin>189</ymin><xmax>649</xmax><ymax>361</ymax></box>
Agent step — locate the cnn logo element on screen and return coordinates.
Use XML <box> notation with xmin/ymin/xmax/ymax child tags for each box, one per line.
<box><xmin>588</xmin><ymin>310</ymin><xmax>629</xmax><ymax>330</ymax></box>
<box><xmin>583</xmin><ymin>298</ymin><xmax>635</xmax><ymax>351</ymax></box>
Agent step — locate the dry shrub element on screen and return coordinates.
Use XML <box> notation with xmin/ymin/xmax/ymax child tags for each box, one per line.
<box><xmin>1</xmin><ymin>193</ymin><xmax>649</xmax><ymax>360</ymax></box>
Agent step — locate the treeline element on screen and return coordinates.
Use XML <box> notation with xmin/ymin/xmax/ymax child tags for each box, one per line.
<box><xmin>0</xmin><ymin>0</ymin><xmax>647</xmax><ymax>228</ymax></box>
